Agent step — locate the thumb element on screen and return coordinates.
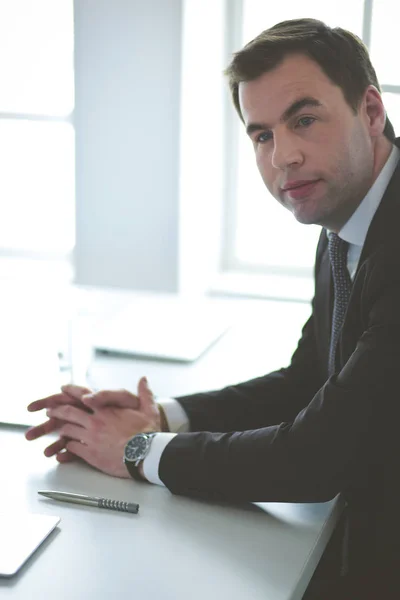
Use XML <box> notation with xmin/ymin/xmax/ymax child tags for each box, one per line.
<box><xmin>61</xmin><ymin>384</ymin><xmax>93</xmax><ymax>402</ymax></box>
<box><xmin>137</xmin><ymin>376</ymin><xmax>156</xmax><ymax>418</ymax></box>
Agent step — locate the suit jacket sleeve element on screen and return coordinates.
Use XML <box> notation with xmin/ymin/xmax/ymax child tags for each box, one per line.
<box><xmin>175</xmin><ymin>311</ymin><xmax>324</xmax><ymax>433</ymax></box>
<box><xmin>159</xmin><ymin>245</ymin><xmax>400</xmax><ymax>503</ymax></box>
<box><xmin>174</xmin><ymin>234</ymin><xmax>328</xmax><ymax>433</ymax></box>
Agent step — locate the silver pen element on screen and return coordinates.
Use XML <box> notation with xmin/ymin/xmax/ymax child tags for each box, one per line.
<box><xmin>38</xmin><ymin>490</ymin><xmax>139</xmax><ymax>514</ymax></box>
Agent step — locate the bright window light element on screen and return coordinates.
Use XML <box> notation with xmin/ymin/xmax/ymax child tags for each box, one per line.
<box><xmin>0</xmin><ymin>0</ymin><xmax>74</xmax><ymax>115</ymax></box>
<box><xmin>0</xmin><ymin>120</ymin><xmax>75</xmax><ymax>251</ymax></box>
<box><xmin>0</xmin><ymin>0</ymin><xmax>74</xmax><ymax>257</ymax></box>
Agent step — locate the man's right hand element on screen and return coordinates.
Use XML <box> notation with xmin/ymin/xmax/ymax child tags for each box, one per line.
<box><xmin>25</xmin><ymin>377</ymin><xmax>160</xmax><ymax>462</ymax></box>
<box><xmin>25</xmin><ymin>383</ymin><xmax>95</xmax><ymax>449</ymax></box>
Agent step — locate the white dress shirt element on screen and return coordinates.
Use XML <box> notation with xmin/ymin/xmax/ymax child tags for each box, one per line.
<box><xmin>143</xmin><ymin>144</ymin><xmax>400</xmax><ymax>487</ymax></box>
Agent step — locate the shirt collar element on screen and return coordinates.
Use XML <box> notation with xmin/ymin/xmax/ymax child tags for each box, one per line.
<box><xmin>338</xmin><ymin>144</ymin><xmax>400</xmax><ymax>247</ymax></box>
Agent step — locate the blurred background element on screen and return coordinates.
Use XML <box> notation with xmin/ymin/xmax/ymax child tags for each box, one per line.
<box><xmin>0</xmin><ymin>0</ymin><xmax>398</xmax><ymax>415</ymax></box>
<box><xmin>1</xmin><ymin>0</ymin><xmax>397</xmax><ymax>302</ymax></box>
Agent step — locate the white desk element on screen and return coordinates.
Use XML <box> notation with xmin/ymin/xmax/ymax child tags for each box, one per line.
<box><xmin>0</xmin><ymin>427</ymin><xmax>342</xmax><ymax>600</ymax></box>
<box><xmin>0</xmin><ymin>286</ymin><xmax>343</xmax><ymax>599</ymax></box>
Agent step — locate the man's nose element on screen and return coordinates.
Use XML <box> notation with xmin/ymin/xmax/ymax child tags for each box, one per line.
<box><xmin>271</xmin><ymin>132</ymin><xmax>304</xmax><ymax>170</ymax></box>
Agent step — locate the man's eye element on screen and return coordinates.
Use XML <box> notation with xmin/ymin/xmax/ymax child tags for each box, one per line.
<box><xmin>297</xmin><ymin>116</ymin><xmax>315</xmax><ymax>128</ymax></box>
<box><xmin>256</xmin><ymin>131</ymin><xmax>273</xmax><ymax>143</ymax></box>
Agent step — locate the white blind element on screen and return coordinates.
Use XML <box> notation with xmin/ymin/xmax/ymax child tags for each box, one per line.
<box><xmin>0</xmin><ymin>0</ymin><xmax>75</xmax><ymax>255</ymax></box>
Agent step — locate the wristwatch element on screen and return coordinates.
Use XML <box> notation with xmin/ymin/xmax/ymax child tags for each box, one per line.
<box><xmin>124</xmin><ymin>432</ymin><xmax>156</xmax><ymax>481</ymax></box>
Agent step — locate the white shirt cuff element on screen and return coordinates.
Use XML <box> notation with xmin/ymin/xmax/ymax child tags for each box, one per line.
<box><xmin>142</xmin><ymin>433</ymin><xmax>177</xmax><ymax>486</ymax></box>
<box><xmin>157</xmin><ymin>397</ymin><xmax>190</xmax><ymax>433</ymax></box>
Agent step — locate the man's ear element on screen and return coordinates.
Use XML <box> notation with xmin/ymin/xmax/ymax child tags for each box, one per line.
<box><xmin>363</xmin><ymin>85</ymin><xmax>387</xmax><ymax>137</ymax></box>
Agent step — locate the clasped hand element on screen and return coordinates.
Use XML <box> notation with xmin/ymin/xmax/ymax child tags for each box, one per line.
<box><xmin>25</xmin><ymin>377</ymin><xmax>160</xmax><ymax>478</ymax></box>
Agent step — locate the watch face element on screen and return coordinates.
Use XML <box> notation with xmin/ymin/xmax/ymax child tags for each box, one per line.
<box><xmin>125</xmin><ymin>434</ymin><xmax>148</xmax><ymax>462</ymax></box>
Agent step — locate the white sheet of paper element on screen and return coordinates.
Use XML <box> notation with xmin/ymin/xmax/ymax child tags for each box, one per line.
<box><xmin>0</xmin><ymin>513</ymin><xmax>60</xmax><ymax>576</ymax></box>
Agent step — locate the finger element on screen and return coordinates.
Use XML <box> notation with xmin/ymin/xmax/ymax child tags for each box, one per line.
<box><xmin>56</xmin><ymin>449</ymin><xmax>78</xmax><ymax>463</ymax></box>
<box><xmin>46</xmin><ymin>405</ymin><xmax>93</xmax><ymax>428</ymax></box>
<box><xmin>81</xmin><ymin>388</ymin><xmax>140</xmax><ymax>410</ymax></box>
<box><xmin>64</xmin><ymin>440</ymin><xmax>92</xmax><ymax>464</ymax></box>
<box><xmin>59</xmin><ymin>423</ymin><xmax>87</xmax><ymax>443</ymax></box>
<box><xmin>61</xmin><ymin>384</ymin><xmax>93</xmax><ymax>401</ymax></box>
<box><xmin>25</xmin><ymin>418</ymin><xmax>62</xmax><ymax>441</ymax></box>
<box><xmin>28</xmin><ymin>391</ymin><xmax>85</xmax><ymax>413</ymax></box>
<box><xmin>43</xmin><ymin>437</ymin><xmax>69</xmax><ymax>457</ymax></box>
<box><xmin>137</xmin><ymin>377</ymin><xmax>156</xmax><ymax>418</ymax></box>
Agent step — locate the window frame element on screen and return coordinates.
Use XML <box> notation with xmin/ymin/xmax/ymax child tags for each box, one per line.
<box><xmin>0</xmin><ymin>2</ymin><xmax>75</xmax><ymax>280</ymax></box>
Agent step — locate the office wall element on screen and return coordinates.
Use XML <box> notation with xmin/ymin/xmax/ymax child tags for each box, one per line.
<box><xmin>73</xmin><ymin>0</ymin><xmax>183</xmax><ymax>291</ymax></box>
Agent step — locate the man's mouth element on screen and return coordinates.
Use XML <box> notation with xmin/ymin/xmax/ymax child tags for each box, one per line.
<box><xmin>281</xmin><ymin>179</ymin><xmax>319</xmax><ymax>191</ymax></box>
<box><xmin>281</xmin><ymin>179</ymin><xmax>321</xmax><ymax>200</ymax></box>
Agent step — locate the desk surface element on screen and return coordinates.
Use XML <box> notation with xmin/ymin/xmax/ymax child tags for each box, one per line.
<box><xmin>0</xmin><ymin>427</ymin><xmax>342</xmax><ymax>600</ymax></box>
<box><xmin>0</xmin><ymin>286</ymin><xmax>342</xmax><ymax>599</ymax></box>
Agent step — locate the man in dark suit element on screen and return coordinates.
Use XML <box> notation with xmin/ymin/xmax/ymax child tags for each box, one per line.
<box><xmin>26</xmin><ymin>19</ymin><xmax>400</xmax><ymax>598</ymax></box>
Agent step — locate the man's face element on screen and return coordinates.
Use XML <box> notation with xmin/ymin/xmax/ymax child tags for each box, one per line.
<box><xmin>239</xmin><ymin>53</ymin><xmax>377</xmax><ymax>232</ymax></box>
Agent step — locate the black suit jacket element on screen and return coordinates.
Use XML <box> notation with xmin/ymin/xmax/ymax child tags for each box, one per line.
<box><xmin>159</xmin><ymin>141</ymin><xmax>400</xmax><ymax>595</ymax></box>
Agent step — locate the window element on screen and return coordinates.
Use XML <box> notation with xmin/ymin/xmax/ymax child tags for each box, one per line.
<box><xmin>0</xmin><ymin>0</ymin><xmax>75</xmax><ymax>265</ymax></box>
<box><xmin>224</xmin><ymin>0</ymin><xmax>400</xmax><ymax>278</ymax></box>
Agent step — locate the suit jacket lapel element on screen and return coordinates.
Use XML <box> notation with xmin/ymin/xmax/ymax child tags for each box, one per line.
<box><xmin>314</xmin><ymin>229</ymin><xmax>333</xmax><ymax>377</ymax></box>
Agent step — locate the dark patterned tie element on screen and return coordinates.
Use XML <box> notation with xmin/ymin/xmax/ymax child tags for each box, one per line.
<box><xmin>328</xmin><ymin>233</ymin><xmax>352</xmax><ymax>376</ymax></box>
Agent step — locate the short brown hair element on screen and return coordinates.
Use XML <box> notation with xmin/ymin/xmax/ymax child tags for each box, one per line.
<box><xmin>225</xmin><ymin>18</ymin><xmax>395</xmax><ymax>142</ymax></box>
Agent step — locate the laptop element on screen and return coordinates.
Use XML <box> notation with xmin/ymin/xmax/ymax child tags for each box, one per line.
<box><xmin>92</xmin><ymin>294</ymin><xmax>231</xmax><ymax>363</ymax></box>
<box><xmin>0</xmin><ymin>513</ymin><xmax>60</xmax><ymax>577</ymax></box>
